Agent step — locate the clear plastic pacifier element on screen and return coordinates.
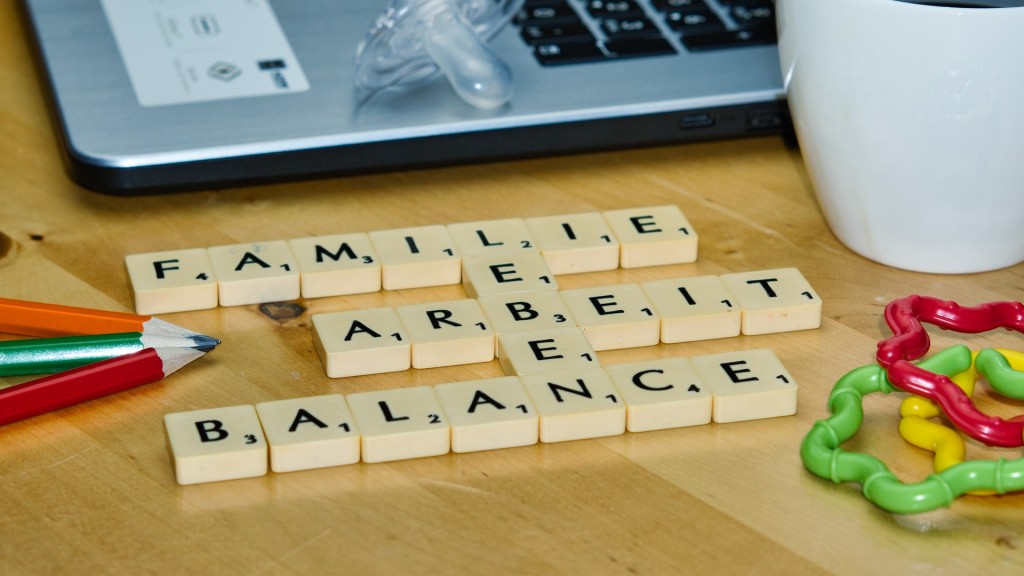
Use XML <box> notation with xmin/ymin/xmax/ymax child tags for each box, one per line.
<box><xmin>354</xmin><ymin>0</ymin><xmax>525</xmax><ymax>109</ymax></box>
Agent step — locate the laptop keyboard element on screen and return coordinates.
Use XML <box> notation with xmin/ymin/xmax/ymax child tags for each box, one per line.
<box><xmin>515</xmin><ymin>0</ymin><xmax>776</xmax><ymax>65</ymax></box>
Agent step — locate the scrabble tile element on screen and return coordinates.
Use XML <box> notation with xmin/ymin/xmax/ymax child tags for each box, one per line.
<box><xmin>477</xmin><ymin>291</ymin><xmax>577</xmax><ymax>338</ymax></box>
<box><xmin>602</xmin><ymin>205</ymin><xmax>698</xmax><ymax>268</ymax></box>
<box><xmin>690</xmin><ymin>349</ymin><xmax>797</xmax><ymax>423</ymax></box>
<box><xmin>642</xmin><ymin>275</ymin><xmax>741</xmax><ymax>343</ymax></box>
<box><xmin>288</xmin><ymin>233</ymin><xmax>381</xmax><ymax>298</ymax></box>
<box><xmin>254</xmin><ymin>395</ymin><xmax>360</xmax><ymax>473</ymax></box>
<box><xmin>164</xmin><ymin>405</ymin><xmax>268</xmax><ymax>485</ymax></box>
<box><xmin>520</xmin><ymin>367</ymin><xmax>626</xmax><ymax>443</ymax></box>
<box><xmin>719</xmin><ymin>268</ymin><xmax>822</xmax><ymax>335</ymax></box>
<box><xmin>462</xmin><ymin>253</ymin><xmax>558</xmax><ymax>298</ymax></box>
<box><xmin>396</xmin><ymin>299</ymin><xmax>494</xmax><ymax>369</ymax></box>
<box><xmin>524</xmin><ymin>212</ymin><xmax>619</xmax><ymax>274</ymax></box>
<box><xmin>604</xmin><ymin>358</ymin><xmax>712</xmax><ymax>432</ymax></box>
<box><xmin>207</xmin><ymin>241</ymin><xmax>300</xmax><ymax>306</ymax></box>
<box><xmin>312</xmin><ymin>307</ymin><xmax>411</xmax><ymax>378</ymax></box>
<box><xmin>559</xmin><ymin>284</ymin><xmax>660</xmax><ymax>350</ymax></box>
<box><xmin>346</xmin><ymin>387</ymin><xmax>450</xmax><ymax>463</ymax></box>
<box><xmin>368</xmin><ymin>225</ymin><xmax>461</xmax><ymax>290</ymax></box>
<box><xmin>497</xmin><ymin>327</ymin><xmax>600</xmax><ymax>375</ymax></box>
<box><xmin>125</xmin><ymin>248</ymin><xmax>218</xmax><ymax>314</ymax></box>
<box><xmin>433</xmin><ymin>376</ymin><xmax>539</xmax><ymax>453</ymax></box>
<box><xmin>447</xmin><ymin>218</ymin><xmax>539</xmax><ymax>258</ymax></box>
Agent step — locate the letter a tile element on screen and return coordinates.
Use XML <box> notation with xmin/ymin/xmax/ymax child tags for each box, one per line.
<box><xmin>719</xmin><ymin>267</ymin><xmax>822</xmax><ymax>335</ymax></box>
<box><xmin>255</xmin><ymin>395</ymin><xmax>360</xmax><ymax>473</ymax></box>
<box><xmin>207</xmin><ymin>241</ymin><xmax>300</xmax><ymax>306</ymax></box>
<box><xmin>604</xmin><ymin>358</ymin><xmax>711</xmax><ymax>432</ymax></box>
<box><xmin>602</xmin><ymin>205</ymin><xmax>698</xmax><ymax>268</ymax></box>
<box><xmin>520</xmin><ymin>367</ymin><xmax>626</xmax><ymax>443</ymax></box>
<box><xmin>346</xmin><ymin>387</ymin><xmax>450</xmax><ymax>463</ymax></box>
<box><xmin>312</xmin><ymin>307</ymin><xmax>411</xmax><ymax>378</ymax></box>
<box><xmin>690</xmin><ymin>349</ymin><xmax>797</xmax><ymax>423</ymax></box>
<box><xmin>164</xmin><ymin>405</ymin><xmax>268</xmax><ymax>485</ymax></box>
<box><xmin>125</xmin><ymin>248</ymin><xmax>218</xmax><ymax>315</ymax></box>
<box><xmin>434</xmin><ymin>376</ymin><xmax>539</xmax><ymax>453</ymax></box>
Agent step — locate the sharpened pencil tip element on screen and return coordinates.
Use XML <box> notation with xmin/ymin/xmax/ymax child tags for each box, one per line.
<box><xmin>189</xmin><ymin>335</ymin><xmax>221</xmax><ymax>349</ymax></box>
<box><xmin>196</xmin><ymin>345</ymin><xmax>217</xmax><ymax>353</ymax></box>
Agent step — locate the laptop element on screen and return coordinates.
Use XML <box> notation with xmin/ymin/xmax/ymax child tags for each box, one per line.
<box><xmin>21</xmin><ymin>0</ymin><xmax>786</xmax><ymax>195</ymax></box>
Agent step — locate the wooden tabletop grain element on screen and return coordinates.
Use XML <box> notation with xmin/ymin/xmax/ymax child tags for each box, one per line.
<box><xmin>2</xmin><ymin>5</ymin><xmax>1023</xmax><ymax>575</ymax></box>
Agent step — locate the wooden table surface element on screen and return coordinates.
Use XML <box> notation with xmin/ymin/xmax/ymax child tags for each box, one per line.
<box><xmin>2</xmin><ymin>5</ymin><xmax>1023</xmax><ymax>575</ymax></box>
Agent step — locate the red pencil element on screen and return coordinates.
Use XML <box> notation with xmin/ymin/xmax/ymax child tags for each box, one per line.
<box><xmin>0</xmin><ymin>347</ymin><xmax>205</xmax><ymax>426</ymax></box>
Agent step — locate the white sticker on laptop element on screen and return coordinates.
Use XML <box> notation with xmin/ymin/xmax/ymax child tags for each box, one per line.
<box><xmin>100</xmin><ymin>0</ymin><xmax>310</xmax><ymax>107</ymax></box>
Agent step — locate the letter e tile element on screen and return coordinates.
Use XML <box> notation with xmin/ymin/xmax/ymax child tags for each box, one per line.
<box><xmin>125</xmin><ymin>248</ymin><xmax>218</xmax><ymax>315</ymax></box>
<box><xmin>496</xmin><ymin>327</ymin><xmax>599</xmax><ymax>374</ymax></box>
<box><xmin>520</xmin><ymin>367</ymin><xmax>626</xmax><ymax>443</ymax></box>
<box><xmin>434</xmin><ymin>376</ymin><xmax>539</xmax><ymax>453</ymax></box>
<box><xmin>602</xmin><ymin>205</ymin><xmax>698</xmax><ymax>268</ymax></box>
<box><xmin>690</xmin><ymin>349</ymin><xmax>797</xmax><ymax>423</ymax></box>
<box><xmin>560</xmin><ymin>284</ymin><xmax>660</xmax><ymax>350</ymax></box>
<box><xmin>462</xmin><ymin>253</ymin><xmax>558</xmax><ymax>298</ymax></box>
<box><xmin>312</xmin><ymin>307</ymin><xmax>411</xmax><ymax>378</ymax></box>
<box><xmin>207</xmin><ymin>241</ymin><xmax>300</xmax><ymax>306</ymax></box>
<box><xmin>346</xmin><ymin>387</ymin><xmax>450</xmax><ymax>463</ymax></box>
<box><xmin>164</xmin><ymin>405</ymin><xmax>268</xmax><ymax>485</ymax></box>
<box><xmin>604</xmin><ymin>358</ymin><xmax>712</xmax><ymax>432</ymax></box>
<box><xmin>719</xmin><ymin>268</ymin><xmax>822</xmax><ymax>335</ymax></box>
<box><xmin>255</xmin><ymin>395</ymin><xmax>360</xmax><ymax>473</ymax></box>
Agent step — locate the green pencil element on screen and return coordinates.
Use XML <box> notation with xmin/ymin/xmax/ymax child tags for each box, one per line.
<box><xmin>0</xmin><ymin>331</ymin><xmax>220</xmax><ymax>376</ymax></box>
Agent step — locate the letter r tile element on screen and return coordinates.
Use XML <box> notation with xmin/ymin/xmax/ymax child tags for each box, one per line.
<box><xmin>207</xmin><ymin>241</ymin><xmax>300</xmax><ymax>307</ymax></box>
<box><xmin>346</xmin><ymin>387</ymin><xmax>450</xmax><ymax>463</ymax></box>
<box><xmin>255</xmin><ymin>395</ymin><xmax>360</xmax><ymax>473</ymax></box>
<box><xmin>125</xmin><ymin>248</ymin><xmax>218</xmax><ymax>315</ymax></box>
<box><xmin>312</xmin><ymin>307</ymin><xmax>411</xmax><ymax>378</ymax></box>
<box><xmin>602</xmin><ymin>205</ymin><xmax>698</xmax><ymax>268</ymax></box>
<box><xmin>164</xmin><ymin>405</ymin><xmax>268</xmax><ymax>485</ymax></box>
<box><xmin>396</xmin><ymin>299</ymin><xmax>494</xmax><ymax>369</ymax></box>
<box><xmin>690</xmin><ymin>349</ymin><xmax>797</xmax><ymax>423</ymax></box>
<box><xmin>719</xmin><ymin>267</ymin><xmax>822</xmax><ymax>335</ymax></box>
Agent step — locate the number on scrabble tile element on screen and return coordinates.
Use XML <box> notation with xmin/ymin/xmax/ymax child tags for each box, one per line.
<box><xmin>207</xmin><ymin>241</ymin><xmax>300</xmax><ymax>307</ymax></box>
<box><xmin>447</xmin><ymin>218</ymin><xmax>539</xmax><ymax>258</ymax></box>
<box><xmin>604</xmin><ymin>358</ymin><xmax>712</xmax><ymax>432</ymax></box>
<box><xmin>496</xmin><ymin>327</ymin><xmax>600</xmax><ymax>375</ymax></box>
<box><xmin>433</xmin><ymin>376</ymin><xmax>539</xmax><ymax>453</ymax></box>
<box><xmin>477</xmin><ymin>291</ymin><xmax>577</xmax><ymax>338</ymax></box>
<box><xmin>602</xmin><ymin>205</ymin><xmax>698</xmax><ymax>268</ymax></box>
<box><xmin>395</xmin><ymin>299</ymin><xmax>494</xmax><ymax>369</ymax></box>
<box><xmin>346</xmin><ymin>387</ymin><xmax>450</xmax><ymax>463</ymax></box>
<box><xmin>462</xmin><ymin>253</ymin><xmax>558</xmax><ymax>298</ymax></box>
<box><xmin>559</xmin><ymin>283</ymin><xmax>661</xmax><ymax>350</ymax></box>
<box><xmin>719</xmin><ymin>267</ymin><xmax>822</xmax><ymax>335</ymax></box>
<box><xmin>525</xmin><ymin>212</ymin><xmax>620</xmax><ymax>274</ymax></box>
<box><xmin>288</xmin><ymin>233</ymin><xmax>381</xmax><ymax>298</ymax></box>
<box><xmin>125</xmin><ymin>248</ymin><xmax>219</xmax><ymax>315</ymax></box>
<box><xmin>312</xmin><ymin>307</ymin><xmax>411</xmax><ymax>378</ymax></box>
<box><xmin>642</xmin><ymin>275</ymin><xmax>741</xmax><ymax>343</ymax></box>
<box><xmin>368</xmin><ymin>225</ymin><xmax>461</xmax><ymax>290</ymax></box>
<box><xmin>520</xmin><ymin>367</ymin><xmax>627</xmax><ymax>443</ymax></box>
<box><xmin>690</xmin><ymin>349</ymin><xmax>797</xmax><ymax>423</ymax></box>
<box><xmin>254</xmin><ymin>394</ymin><xmax>360</xmax><ymax>473</ymax></box>
<box><xmin>164</xmin><ymin>405</ymin><xmax>268</xmax><ymax>485</ymax></box>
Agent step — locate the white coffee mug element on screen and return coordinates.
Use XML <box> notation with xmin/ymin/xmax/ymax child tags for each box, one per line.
<box><xmin>777</xmin><ymin>0</ymin><xmax>1024</xmax><ymax>273</ymax></box>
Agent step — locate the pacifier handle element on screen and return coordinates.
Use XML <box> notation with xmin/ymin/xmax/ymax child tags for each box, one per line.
<box><xmin>421</xmin><ymin>8</ymin><xmax>514</xmax><ymax>109</ymax></box>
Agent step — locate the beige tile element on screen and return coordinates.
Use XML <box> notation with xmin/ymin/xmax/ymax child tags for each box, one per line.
<box><xmin>433</xmin><ymin>376</ymin><xmax>538</xmax><ymax>453</ymax></box>
<box><xmin>125</xmin><ymin>248</ymin><xmax>218</xmax><ymax>315</ymax></box>
<box><xmin>477</xmin><ymin>291</ymin><xmax>577</xmax><ymax>338</ymax></box>
<box><xmin>496</xmin><ymin>327</ymin><xmax>600</xmax><ymax>374</ymax></box>
<box><xmin>462</xmin><ymin>253</ymin><xmax>558</xmax><ymax>298</ymax></box>
<box><xmin>690</xmin><ymin>349</ymin><xmax>798</xmax><ymax>423</ymax></box>
<box><xmin>207</xmin><ymin>241</ymin><xmax>300</xmax><ymax>306</ymax></box>
<box><xmin>368</xmin><ymin>225</ymin><xmax>461</xmax><ymax>290</ymax></box>
<box><xmin>559</xmin><ymin>283</ymin><xmax>660</xmax><ymax>350</ymax></box>
<box><xmin>312</xmin><ymin>307</ymin><xmax>411</xmax><ymax>378</ymax></box>
<box><xmin>602</xmin><ymin>205</ymin><xmax>698</xmax><ymax>268</ymax></box>
<box><xmin>520</xmin><ymin>368</ymin><xmax>626</xmax><ymax>443</ymax></box>
<box><xmin>164</xmin><ymin>405</ymin><xmax>268</xmax><ymax>485</ymax></box>
<box><xmin>447</xmin><ymin>218</ymin><xmax>539</xmax><ymax>258</ymax></box>
<box><xmin>288</xmin><ymin>233</ymin><xmax>381</xmax><ymax>298</ymax></box>
<box><xmin>719</xmin><ymin>267</ymin><xmax>822</xmax><ymax>335</ymax></box>
<box><xmin>346</xmin><ymin>387</ymin><xmax>450</xmax><ymax>463</ymax></box>
<box><xmin>255</xmin><ymin>395</ymin><xmax>360</xmax><ymax>473</ymax></box>
<box><xmin>525</xmin><ymin>212</ymin><xmax>619</xmax><ymax>274</ymax></box>
<box><xmin>642</xmin><ymin>275</ymin><xmax>741</xmax><ymax>343</ymax></box>
<box><xmin>604</xmin><ymin>358</ymin><xmax>712</xmax><ymax>432</ymax></box>
<box><xmin>396</xmin><ymin>299</ymin><xmax>494</xmax><ymax>369</ymax></box>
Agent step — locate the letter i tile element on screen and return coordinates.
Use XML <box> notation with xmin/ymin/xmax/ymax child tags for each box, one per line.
<box><xmin>125</xmin><ymin>248</ymin><xmax>218</xmax><ymax>315</ymax></box>
<box><xmin>559</xmin><ymin>283</ymin><xmax>660</xmax><ymax>350</ymax></box>
<box><xmin>369</xmin><ymin>225</ymin><xmax>461</xmax><ymax>290</ymax></box>
<box><xmin>312</xmin><ymin>307</ymin><xmax>411</xmax><ymax>378</ymax></box>
<box><xmin>641</xmin><ymin>275</ymin><xmax>741</xmax><ymax>343</ymax></box>
<box><xmin>520</xmin><ymin>367</ymin><xmax>626</xmax><ymax>443</ymax></box>
<box><xmin>164</xmin><ymin>405</ymin><xmax>268</xmax><ymax>485</ymax></box>
<box><xmin>525</xmin><ymin>212</ymin><xmax>620</xmax><ymax>274</ymax></box>
<box><xmin>346</xmin><ymin>387</ymin><xmax>450</xmax><ymax>463</ymax></box>
<box><xmin>434</xmin><ymin>376</ymin><xmax>539</xmax><ymax>453</ymax></box>
<box><xmin>207</xmin><ymin>241</ymin><xmax>300</xmax><ymax>306</ymax></box>
<box><xmin>255</xmin><ymin>395</ymin><xmax>360</xmax><ymax>473</ymax></box>
<box><xmin>690</xmin><ymin>349</ymin><xmax>797</xmax><ymax>423</ymax></box>
<box><xmin>719</xmin><ymin>268</ymin><xmax>822</xmax><ymax>335</ymax></box>
<box><xmin>288</xmin><ymin>233</ymin><xmax>381</xmax><ymax>298</ymax></box>
<box><xmin>604</xmin><ymin>358</ymin><xmax>712</xmax><ymax>432</ymax></box>
<box><xmin>602</xmin><ymin>205</ymin><xmax>698</xmax><ymax>268</ymax></box>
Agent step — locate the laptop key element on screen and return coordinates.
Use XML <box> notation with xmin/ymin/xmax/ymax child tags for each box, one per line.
<box><xmin>586</xmin><ymin>0</ymin><xmax>648</xmax><ymax>17</ymax></box>
<box><xmin>664</xmin><ymin>9</ymin><xmax>726</xmax><ymax>33</ymax></box>
<box><xmin>650</xmin><ymin>0</ymin><xmax>713</xmax><ymax>11</ymax></box>
<box><xmin>517</xmin><ymin>0</ymin><xmax>580</xmax><ymax>25</ymax></box>
<box><xmin>605</xmin><ymin>36</ymin><xmax>676</xmax><ymax>58</ymax></box>
<box><xmin>729</xmin><ymin>3</ymin><xmax>775</xmax><ymax>29</ymax></box>
<box><xmin>533</xmin><ymin>39</ymin><xmax>607</xmax><ymax>65</ymax></box>
<box><xmin>599</xmin><ymin>16</ymin><xmax>661</xmax><ymax>39</ymax></box>
<box><xmin>680</xmin><ymin>26</ymin><xmax>777</xmax><ymax>51</ymax></box>
<box><xmin>522</xmin><ymin>21</ymin><xmax>596</xmax><ymax>45</ymax></box>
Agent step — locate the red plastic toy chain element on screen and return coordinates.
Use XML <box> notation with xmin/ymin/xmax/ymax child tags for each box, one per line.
<box><xmin>876</xmin><ymin>295</ymin><xmax>1024</xmax><ymax>447</ymax></box>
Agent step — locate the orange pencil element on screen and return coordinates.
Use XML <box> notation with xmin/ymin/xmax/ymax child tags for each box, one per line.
<box><xmin>0</xmin><ymin>297</ymin><xmax>206</xmax><ymax>339</ymax></box>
